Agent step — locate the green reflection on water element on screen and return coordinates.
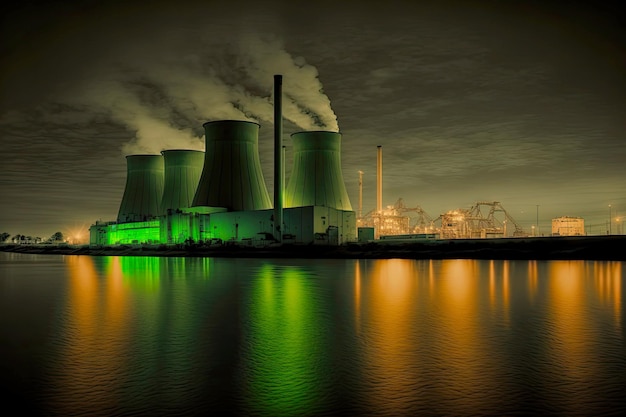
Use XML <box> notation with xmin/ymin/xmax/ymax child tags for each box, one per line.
<box><xmin>65</xmin><ymin>256</ymin><xmax>207</xmax><ymax>413</ymax></box>
<box><xmin>242</xmin><ymin>263</ymin><xmax>326</xmax><ymax>416</ymax></box>
<box><xmin>119</xmin><ymin>256</ymin><xmax>162</xmax><ymax>283</ymax></box>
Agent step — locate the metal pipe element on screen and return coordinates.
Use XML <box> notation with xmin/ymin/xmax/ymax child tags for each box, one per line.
<box><xmin>377</xmin><ymin>145</ymin><xmax>382</xmax><ymax>213</ymax></box>
<box><xmin>282</xmin><ymin>145</ymin><xmax>286</xmax><ymax>196</ymax></box>
<box><xmin>358</xmin><ymin>170</ymin><xmax>363</xmax><ymax>219</ymax></box>
<box><xmin>274</xmin><ymin>74</ymin><xmax>283</xmax><ymax>242</ymax></box>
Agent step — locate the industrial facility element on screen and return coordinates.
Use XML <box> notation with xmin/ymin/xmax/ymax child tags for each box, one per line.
<box><xmin>552</xmin><ymin>216</ymin><xmax>585</xmax><ymax>236</ymax></box>
<box><xmin>354</xmin><ymin>143</ymin><xmax>529</xmax><ymax>240</ymax></box>
<box><xmin>90</xmin><ymin>75</ymin><xmax>356</xmax><ymax>247</ymax></box>
<box><xmin>89</xmin><ymin>74</ymin><xmax>590</xmax><ymax>249</ymax></box>
<box><xmin>358</xmin><ymin>200</ymin><xmax>527</xmax><ymax>240</ymax></box>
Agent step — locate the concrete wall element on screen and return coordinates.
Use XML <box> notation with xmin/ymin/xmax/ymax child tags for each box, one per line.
<box><xmin>204</xmin><ymin>209</ymin><xmax>275</xmax><ymax>244</ymax></box>
<box><xmin>201</xmin><ymin>206</ymin><xmax>356</xmax><ymax>245</ymax></box>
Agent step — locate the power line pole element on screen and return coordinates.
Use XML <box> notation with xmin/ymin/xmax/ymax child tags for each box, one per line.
<box><xmin>536</xmin><ymin>205</ymin><xmax>539</xmax><ymax>236</ymax></box>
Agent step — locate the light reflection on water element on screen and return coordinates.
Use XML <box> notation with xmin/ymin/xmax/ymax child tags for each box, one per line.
<box><xmin>0</xmin><ymin>253</ymin><xmax>624</xmax><ymax>416</ymax></box>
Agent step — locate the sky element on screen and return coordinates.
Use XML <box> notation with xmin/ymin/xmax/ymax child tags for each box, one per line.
<box><xmin>1</xmin><ymin>0</ymin><xmax>625</xmax><ymax>239</ymax></box>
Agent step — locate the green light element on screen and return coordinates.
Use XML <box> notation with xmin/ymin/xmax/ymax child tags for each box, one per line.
<box><xmin>242</xmin><ymin>264</ymin><xmax>328</xmax><ymax>416</ymax></box>
<box><xmin>113</xmin><ymin>256</ymin><xmax>200</xmax><ymax>409</ymax></box>
<box><xmin>162</xmin><ymin>213</ymin><xmax>197</xmax><ymax>244</ymax></box>
<box><xmin>104</xmin><ymin>220</ymin><xmax>161</xmax><ymax>245</ymax></box>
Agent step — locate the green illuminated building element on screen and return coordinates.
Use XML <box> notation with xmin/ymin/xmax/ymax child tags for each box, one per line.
<box><xmin>90</xmin><ymin>120</ymin><xmax>357</xmax><ymax>247</ymax></box>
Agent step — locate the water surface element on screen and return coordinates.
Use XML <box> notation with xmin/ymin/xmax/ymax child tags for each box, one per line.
<box><xmin>1</xmin><ymin>252</ymin><xmax>624</xmax><ymax>416</ymax></box>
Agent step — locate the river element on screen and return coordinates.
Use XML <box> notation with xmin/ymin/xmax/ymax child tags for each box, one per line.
<box><xmin>1</xmin><ymin>252</ymin><xmax>624</xmax><ymax>416</ymax></box>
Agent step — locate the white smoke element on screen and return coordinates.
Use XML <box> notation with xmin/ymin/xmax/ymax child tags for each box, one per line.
<box><xmin>233</xmin><ymin>35</ymin><xmax>339</xmax><ymax>132</ymax></box>
<box><xmin>61</xmin><ymin>35</ymin><xmax>339</xmax><ymax>155</ymax></box>
<box><xmin>72</xmin><ymin>79</ymin><xmax>206</xmax><ymax>155</ymax></box>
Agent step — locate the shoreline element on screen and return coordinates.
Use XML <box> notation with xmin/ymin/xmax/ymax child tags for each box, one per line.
<box><xmin>2</xmin><ymin>235</ymin><xmax>625</xmax><ymax>261</ymax></box>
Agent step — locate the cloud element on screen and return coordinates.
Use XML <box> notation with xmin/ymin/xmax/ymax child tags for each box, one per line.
<box><xmin>49</xmin><ymin>34</ymin><xmax>340</xmax><ymax>155</ymax></box>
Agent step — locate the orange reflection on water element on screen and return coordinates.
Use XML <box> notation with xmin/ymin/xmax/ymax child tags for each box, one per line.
<box><xmin>442</xmin><ymin>259</ymin><xmax>475</xmax><ymax>306</ymax></box>
<box><xmin>108</xmin><ymin>256</ymin><xmax>123</xmax><ymax>282</ymax></box>
<box><xmin>51</xmin><ymin>256</ymin><xmax>130</xmax><ymax>415</ymax></box>
<box><xmin>367</xmin><ymin>259</ymin><xmax>414</xmax><ymax>335</ymax></box>
<box><xmin>361</xmin><ymin>259</ymin><xmax>417</xmax><ymax>415</ymax></box>
<box><xmin>437</xmin><ymin>259</ymin><xmax>479</xmax><ymax>345</ymax></box>
<box><xmin>528</xmin><ymin>260</ymin><xmax>538</xmax><ymax>300</ymax></box>
<box><xmin>502</xmin><ymin>261</ymin><xmax>510</xmax><ymax>325</ymax></box>
<box><xmin>593</xmin><ymin>261</ymin><xmax>622</xmax><ymax>329</ymax></box>
<box><xmin>428</xmin><ymin>259</ymin><xmax>435</xmax><ymax>297</ymax></box>
<box><xmin>488</xmin><ymin>261</ymin><xmax>512</xmax><ymax>325</ymax></box>
<box><xmin>434</xmin><ymin>260</ymin><xmax>503</xmax><ymax>413</ymax></box>
<box><xmin>489</xmin><ymin>260</ymin><xmax>496</xmax><ymax>308</ymax></box>
<box><xmin>547</xmin><ymin>260</ymin><xmax>591</xmax><ymax>412</ymax></box>
<box><xmin>66</xmin><ymin>255</ymin><xmax>99</xmax><ymax>339</ymax></box>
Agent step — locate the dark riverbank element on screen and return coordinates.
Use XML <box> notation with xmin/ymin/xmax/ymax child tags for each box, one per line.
<box><xmin>2</xmin><ymin>235</ymin><xmax>625</xmax><ymax>260</ymax></box>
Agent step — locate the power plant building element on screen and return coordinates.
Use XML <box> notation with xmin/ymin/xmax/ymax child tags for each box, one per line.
<box><xmin>90</xmin><ymin>117</ymin><xmax>357</xmax><ymax>247</ymax></box>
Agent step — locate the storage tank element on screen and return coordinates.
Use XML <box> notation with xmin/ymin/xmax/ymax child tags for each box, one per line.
<box><xmin>285</xmin><ymin>131</ymin><xmax>352</xmax><ymax>211</ymax></box>
<box><xmin>117</xmin><ymin>154</ymin><xmax>165</xmax><ymax>223</ymax></box>
<box><xmin>552</xmin><ymin>216</ymin><xmax>585</xmax><ymax>236</ymax></box>
<box><xmin>160</xmin><ymin>149</ymin><xmax>204</xmax><ymax>214</ymax></box>
<box><xmin>192</xmin><ymin>120</ymin><xmax>272</xmax><ymax>211</ymax></box>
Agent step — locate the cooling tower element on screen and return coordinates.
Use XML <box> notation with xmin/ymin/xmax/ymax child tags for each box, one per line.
<box><xmin>160</xmin><ymin>149</ymin><xmax>204</xmax><ymax>215</ymax></box>
<box><xmin>285</xmin><ymin>131</ymin><xmax>352</xmax><ymax>211</ymax></box>
<box><xmin>117</xmin><ymin>154</ymin><xmax>165</xmax><ymax>223</ymax></box>
<box><xmin>192</xmin><ymin>120</ymin><xmax>272</xmax><ymax>211</ymax></box>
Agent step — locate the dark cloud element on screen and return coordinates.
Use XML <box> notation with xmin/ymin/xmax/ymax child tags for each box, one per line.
<box><xmin>1</xmin><ymin>0</ymin><xmax>625</xmax><ymax>237</ymax></box>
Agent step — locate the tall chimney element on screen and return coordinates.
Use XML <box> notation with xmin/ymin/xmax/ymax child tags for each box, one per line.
<box><xmin>274</xmin><ymin>74</ymin><xmax>283</xmax><ymax>242</ymax></box>
<box><xmin>377</xmin><ymin>145</ymin><xmax>382</xmax><ymax>213</ymax></box>
<box><xmin>358</xmin><ymin>170</ymin><xmax>363</xmax><ymax>219</ymax></box>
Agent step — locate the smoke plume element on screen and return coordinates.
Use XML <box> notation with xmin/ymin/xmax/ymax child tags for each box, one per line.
<box><xmin>72</xmin><ymin>35</ymin><xmax>340</xmax><ymax>155</ymax></box>
<box><xmin>233</xmin><ymin>35</ymin><xmax>339</xmax><ymax>132</ymax></box>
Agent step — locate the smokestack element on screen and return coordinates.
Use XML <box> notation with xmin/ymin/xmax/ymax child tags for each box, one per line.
<box><xmin>285</xmin><ymin>131</ymin><xmax>352</xmax><ymax>211</ymax></box>
<box><xmin>192</xmin><ymin>120</ymin><xmax>272</xmax><ymax>211</ymax></box>
<box><xmin>117</xmin><ymin>154</ymin><xmax>164</xmax><ymax>223</ymax></box>
<box><xmin>274</xmin><ymin>74</ymin><xmax>283</xmax><ymax>242</ymax></box>
<box><xmin>160</xmin><ymin>149</ymin><xmax>204</xmax><ymax>215</ymax></box>
<box><xmin>377</xmin><ymin>145</ymin><xmax>382</xmax><ymax>213</ymax></box>
<box><xmin>358</xmin><ymin>170</ymin><xmax>363</xmax><ymax>219</ymax></box>
<box><xmin>282</xmin><ymin>145</ymin><xmax>286</xmax><ymax>188</ymax></box>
